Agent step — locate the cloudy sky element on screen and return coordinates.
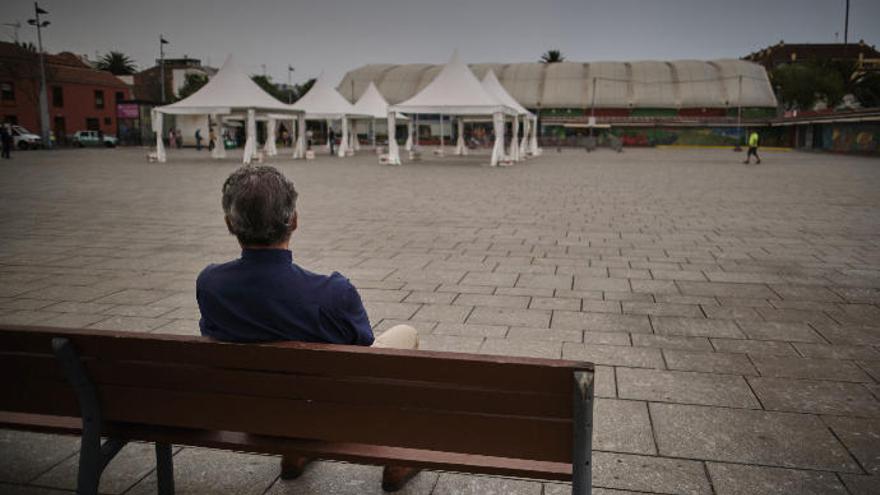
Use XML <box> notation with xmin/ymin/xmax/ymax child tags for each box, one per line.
<box><xmin>4</xmin><ymin>0</ymin><xmax>879</xmax><ymax>85</ymax></box>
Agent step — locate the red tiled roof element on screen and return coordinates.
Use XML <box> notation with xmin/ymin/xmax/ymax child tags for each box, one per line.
<box><xmin>0</xmin><ymin>41</ymin><xmax>128</xmax><ymax>89</ymax></box>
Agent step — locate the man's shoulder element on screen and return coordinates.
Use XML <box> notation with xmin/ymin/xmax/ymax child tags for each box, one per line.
<box><xmin>196</xmin><ymin>259</ymin><xmax>241</xmax><ymax>286</ymax></box>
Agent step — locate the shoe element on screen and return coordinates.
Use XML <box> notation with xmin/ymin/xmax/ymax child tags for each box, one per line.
<box><xmin>279</xmin><ymin>455</ymin><xmax>312</xmax><ymax>480</ymax></box>
<box><xmin>381</xmin><ymin>465</ymin><xmax>421</xmax><ymax>492</ymax></box>
<box><xmin>756</xmin><ymin>160</ymin><xmax>761</xmax><ymax>164</ymax></box>
<box><xmin>742</xmin><ymin>161</ymin><xmax>748</xmax><ymax>164</ymax></box>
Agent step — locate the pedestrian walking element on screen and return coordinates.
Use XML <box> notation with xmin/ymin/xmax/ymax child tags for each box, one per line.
<box><xmin>175</xmin><ymin>129</ymin><xmax>183</xmax><ymax>149</ymax></box>
<box><xmin>743</xmin><ymin>131</ymin><xmax>761</xmax><ymax>164</ymax></box>
<box><xmin>306</xmin><ymin>129</ymin><xmax>313</xmax><ymax>150</ymax></box>
<box><xmin>208</xmin><ymin>128</ymin><xmax>216</xmax><ymax>151</ymax></box>
<box><xmin>168</xmin><ymin>129</ymin><xmax>176</xmax><ymax>149</ymax></box>
<box><xmin>195</xmin><ymin>129</ymin><xmax>203</xmax><ymax>151</ymax></box>
<box><xmin>1</xmin><ymin>124</ymin><xmax>12</xmax><ymax>159</ymax></box>
<box><xmin>328</xmin><ymin>128</ymin><xmax>336</xmax><ymax>156</ymax></box>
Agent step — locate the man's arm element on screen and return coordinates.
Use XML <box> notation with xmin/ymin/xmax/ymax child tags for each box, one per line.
<box><xmin>337</xmin><ymin>279</ymin><xmax>375</xmax><ymax>346</ymax></box>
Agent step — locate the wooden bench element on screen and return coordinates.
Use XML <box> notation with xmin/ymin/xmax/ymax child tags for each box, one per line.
<box><xmin>1</xmin><ymin>324</ymin><xmax>595</xmax><ymax>495</ymax></box>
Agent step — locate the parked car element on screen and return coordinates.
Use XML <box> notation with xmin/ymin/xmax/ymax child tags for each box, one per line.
<box><xmin>70</xmin><ymin>130</ymin><xmax>118</xmax><ymax>148</ymax></box>
<box><xmin>10</xmin><ymin>125</ymin><xmax>42</xmax><ymax>150</ymax></box>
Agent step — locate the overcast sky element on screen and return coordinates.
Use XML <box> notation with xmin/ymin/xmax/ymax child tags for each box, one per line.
<box><xmin>4</xmin><ymin>0</ymin><xmax>879</xmax><ymax>85</ymax></box>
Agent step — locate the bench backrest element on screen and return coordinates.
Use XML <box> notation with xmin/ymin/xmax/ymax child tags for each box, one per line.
<box><xmin>1</xmin><ymin>325</ymin><xmax>593</xmax><ymax>464</ymax></box>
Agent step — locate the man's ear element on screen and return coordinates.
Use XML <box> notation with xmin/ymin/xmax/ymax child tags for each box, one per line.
<box><xmin>290</xmin><ymin>211</ymin><xmax>298</xmax><ymax>233</ymax></box>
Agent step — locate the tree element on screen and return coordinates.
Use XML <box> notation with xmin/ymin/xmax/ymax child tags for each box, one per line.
<box><xmin>175</xmin><ymin>73</ymin><xmax>208</xmax><ymax>100</ymax></box>
<box><xmin>540</xmin><ymin>50</ymin><xmax>565</xmax><ymax>64</ymax></box>
<box><xmin>96</xmin><ymin>51</ymin><xmax>137</xmax><ymax>75</ymax></box>
<box><xmin>14</xmin><ymin>41</ymin><xmax>37</xmax><ymax>53</ymax></box>
<box><xmin>250</xmin><ymin>75</ymin><xmax>316</xmax><ymax>104</ymax></box>
<box><xmin>770</xmin><ymin>63</ymin><xmax>844</xmax><ymax>110</ymax></box>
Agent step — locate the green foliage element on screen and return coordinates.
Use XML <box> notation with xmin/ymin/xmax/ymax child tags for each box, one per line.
<box><xmin>176</xmin><ymin>73</ymin><xmax>208</xmax><ymax>100</ymax></box>
<box><xmin>852</xmin><ymin>72</ymin><xmax>880</xmax><ymax>108</ymax></box>
<box><xmin>540</xmin><ymin>50</ymin><xmax>564</xmax><ymax>64</ymax></box>
<box><xmin>771</xmin><ymin>60</ymin><xmax>880</xmax><ymax>110</ymax></box>
<box><xmin>96</xmin><ymin>51</ymin><xmax>137</xmax><ymax>75</ymax></box>
<box><xmin>14</xmin><ymin>41</ymin><xmax>37</xmax><ymax>52</ymax></box>
<box><xmin>251</xmin><ymin>75</ymin><xmax>316</xmax><ymax>104</ymax></box>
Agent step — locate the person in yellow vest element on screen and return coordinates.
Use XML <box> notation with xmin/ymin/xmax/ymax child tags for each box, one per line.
<box><xmin>743</xmin><ymin>131</ymin><xmax>761</xmax><ymax>164</ymax></box>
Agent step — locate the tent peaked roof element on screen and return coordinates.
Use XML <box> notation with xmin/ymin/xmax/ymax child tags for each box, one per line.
<box><xmin>481</xmin><ymin>70</ymin><xmax>532</xmax><ymax>117</ymax></box>
<box><xmin>352</xmin><ymin>82</ymin><xmax>391</xmax><ymax>118</ymax></box>
<box><xmin>391</xmin><ymin>51</ymin><xmax>516</xmax><ymax>115</ymax></box>
<box><xmin>291</xmin><ymin>76</ymin><xmax>363</xmax><ymax>119</ymax></box>
<box><xmin>157</xmin><ymin>56</ymin><xmax>296</xmax><ymax>115</ymax></box>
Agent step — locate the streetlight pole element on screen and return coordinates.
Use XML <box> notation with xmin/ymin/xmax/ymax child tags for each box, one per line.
<box><xmin>736</xmin><ymin>75</ymin><xmax>743</xmax><ymax>151</ymax></box>
<box><xmin>287</xmin><ymin>65</ymin><xmax>294</xmax><ymax>104</ymax></box>
<box><xmin>159</xmin><ymin>35</ymin><xmax>169</xmax><ymax>103</ymax></box>
<box><xmin>844</xmin><ymin>0</ymin><xmax>850</xmax><ymax>45</ymax></box>
<box><xmin>28</xmin><ymin>2</ymin><xmax>50</xmax><ymax>148</ymax></box>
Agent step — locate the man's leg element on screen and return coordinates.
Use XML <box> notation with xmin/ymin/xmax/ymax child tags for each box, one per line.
<box><xmin>372</xmin><ymin>324</ymin><xmax>421</xmax><ymax>492</ymax></box>
<box><xmin>755</xmin><ymin>148</ymin><xmax>761</xmax><ymax>164</ymax></box>
<box><xmin>372</xmin><ymin>324</ymin><xmax>418</xmax><ymax>349</ymax></box>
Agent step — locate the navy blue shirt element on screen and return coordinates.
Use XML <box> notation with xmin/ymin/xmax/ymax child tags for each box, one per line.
<box><xmin>197</xmin><ymin>249</ymin><xmax>374</xmax><ymax>345</ymax></box>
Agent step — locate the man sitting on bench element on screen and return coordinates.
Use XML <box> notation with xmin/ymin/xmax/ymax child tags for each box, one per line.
<box><xmin>196</xmin><ymin>165</ymin><xmax>420</xmax><ymax>491</ymax></box>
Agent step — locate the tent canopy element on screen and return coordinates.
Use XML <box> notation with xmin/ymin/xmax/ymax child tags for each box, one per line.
<box><xmin>156</xmin><ymin>56</ymin><xmax>298</xmax><ymax>115</ymax></box>
<box><xmin>481</xmin><ymin>70</ymin><xmax>533</xmax><ymax>118</ymax></box>
<box><xmin>390</xmin><ymin>51</ymin><xmax>516</xmax><ymax>116</ymax></box>
<box><xmin>291</xmin><ymin>76</ymin><xmax>366</xmax><ymax>120</ymax></box>
<box><xmin>352</xmin><ymin>82</ymin><xmax>407</xmax><ymax>119</ymax></box>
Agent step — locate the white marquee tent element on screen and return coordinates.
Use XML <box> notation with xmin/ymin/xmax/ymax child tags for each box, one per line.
<box><xmin>480</xmin><ymin>70</ymin><xmax>539</xmax><ymax>161</ymax></box>
<box><xmin>290</xmin><ymin>76</ymin><xmax>367</xmax><ymax>158</ymax></box>
<box><xmin>351</xmin><ymin>81</ymin><xmax>408</xmax><ymax>148</ymax></box>
<box><xmin>388</xmin><ymin>51</ymin><xmax>517</xmax><ymax>166</ymax></box>
<box><xmin>154</xmin><ymin>56</ymin><xmax>300</xmax><ymax>164</ymax></box>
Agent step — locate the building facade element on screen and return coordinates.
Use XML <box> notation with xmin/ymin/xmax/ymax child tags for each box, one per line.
<box><xmin>0</xmin><ymin>42</ymin><xmax>130</xmax><ymax>143</ymax></box>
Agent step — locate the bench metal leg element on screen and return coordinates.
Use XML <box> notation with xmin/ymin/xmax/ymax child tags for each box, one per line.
<box><xmin>52</xmin><ymin>338</ymin><xmax>141</xmax><ymax>495</ymax></box>
<box><xmin>572</xmin><ymin>370</ymin><xmax>594</xmax><ymax>495</ymax></box>
<box><xmin>156</xmin><ymin>442</ymin><xmax>175</xmax><ymax>495</ymax></box>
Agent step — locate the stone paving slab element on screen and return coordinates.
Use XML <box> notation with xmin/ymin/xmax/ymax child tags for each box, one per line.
<box><xmin>650</xmin><ymin>403</ymin><xmax>861</xmax><ymax>472</ymax></box>
<box><xmin>617</xmin><ymin>368</ymin><xmax>760</xmax><ymax>408</ymax></box>
<box><xmin>821</xmin><ymin>416</ymin><xmax>880</xmax><ymax>474</ymax></box>
<box><xmin>749</xmin><ymin>355</ymin><xmax>872</xmax><ymax>382</ymax></box>
<box><xmin>706</xmin><ymin>462</ymin><xmax>847</xmax><ymax>495</ymax></box>
<box><xmin>593</xmin><ymin>399</ymin><xmax>656</xmax><ymax>455</ymax></box>
<box><xmin>33</xmin><ymin>442</ymin><xmax>180</xmax><ymax>494</ymax></box>
<box><xmin>126</xmin><ymin>448</ymin><xmax>278</xmax><ymax>495</ymax></box>
<box><xmin>663</xmin><ymin>350</ymin><xmax>758</xmax><ymax>375</ymax></box>
<box><xmin>748</xmin><ymin>377</ymin><xmax>880</xmax><ymax>416</ymax></box>
<box><xmin>266</xmin><ymin>461</ymin><xmax>437</xmax><ymax>494</ymax></box>
<box><xmin>0</xmin><ymin>431</ymin><xmax>79</xmax><ymax>484</ymax></box>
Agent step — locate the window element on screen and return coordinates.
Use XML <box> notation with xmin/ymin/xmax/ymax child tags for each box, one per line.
<box><xmin>86</xmin><ymin>118</ymin><xmax>100</xmax><ymax>131</ymax></box>
<box><xmin>94</xmin><ymin>90</ymin><xmax>104</xmax><ymax>109</ymax></box>
<box><xmin>104</xmin><ymin>117</ymin><xmax>111</xmax><ymax>125</ymax></box>
<box><xmin>1</xmin><ymin>82</ymin><xmax>13</xmax><ymax>101</ymax></box>
<box><xmin>52</xmin><ymin>86</ymin><xmax>64</xmax><ymax>107</ymax></box>
<box><xmin>3</xmin><ymin>115</ymin><xmax>18</xmax><ymax>125</ymax></box>
<box><xmin>115</xmin><ymin>91</ymin><xmax>124</xmax><ymax>102</ymax></box>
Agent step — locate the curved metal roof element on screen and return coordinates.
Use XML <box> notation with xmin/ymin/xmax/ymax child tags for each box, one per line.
<box><xmin>339</xmin><ymin>59</ymin><xmax>777</xmax><ymax>109</ymax></box>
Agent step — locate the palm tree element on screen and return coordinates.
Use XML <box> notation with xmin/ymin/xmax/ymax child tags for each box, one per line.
<box><xmin>540</xmin><ymin>50</ymin><xmax>565</xmax><ymax>64</ymax></box>
<box><xmin>96</xmin><ymin>51</ymin><xmax>137</xmax><ymax>75</ymax></box>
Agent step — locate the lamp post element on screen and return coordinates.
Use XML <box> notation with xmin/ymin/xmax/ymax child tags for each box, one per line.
<box><xmin>287</xmin><ymin>65</ymin><xmax>294</xmax><ymax>104</ymax></box>
<box><xmin>844</xmin><ymin>0</ymin><xmax>850</xmax><ymax>45</ymax></box>
<box><xmin>159</xmin><ymin>35</ymin><xmax>169</xmax><ymax>103</ymax></box>
<box><xmin>27</xmin><ymin>2</ymin><xmax>50</xmax><ymax>149</ymax></box>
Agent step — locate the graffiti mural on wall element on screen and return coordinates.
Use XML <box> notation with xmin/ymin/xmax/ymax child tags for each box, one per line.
<box><xmin>829</xmin><ymin>124</ymin><xmax>879</xmax><ymax>153</ymax></box>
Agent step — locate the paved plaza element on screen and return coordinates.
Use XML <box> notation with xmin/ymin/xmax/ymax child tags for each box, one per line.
<box><xmin>1</xmin><ymin>146</ymin><xmax>879</xmax><ymax>495</ymax></box>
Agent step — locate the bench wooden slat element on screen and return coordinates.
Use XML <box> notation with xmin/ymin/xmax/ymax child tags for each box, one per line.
<box><xmin>0</xmin><ymin>412</ymin><xmax>573</xmax><ymax>481</ymax></box>
<box><xmin>0</xmin><ymin>353</ymin><xmax>572</xmax><ymax>418</ymax></box>
<box><xmin>3</xmin><ymin>378</ymin><xmax>572</xmax><ymax>462</ymax></box>
<box><xmin>1</xmin><ymin>325</ymin><xmax>590</xmax><ymax>395</ymax></box>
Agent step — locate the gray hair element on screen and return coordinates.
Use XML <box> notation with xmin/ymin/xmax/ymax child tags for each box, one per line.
<box><xmin>221</xmin><ymin>166</ymin><xmax>298</xmax><ymax>246</ymax></box>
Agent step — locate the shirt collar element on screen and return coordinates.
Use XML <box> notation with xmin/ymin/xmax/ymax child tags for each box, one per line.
<box><xmin>241</xmin><ymin>248</ymin><xmax>293</xmax><ymax>264</ymax></box>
